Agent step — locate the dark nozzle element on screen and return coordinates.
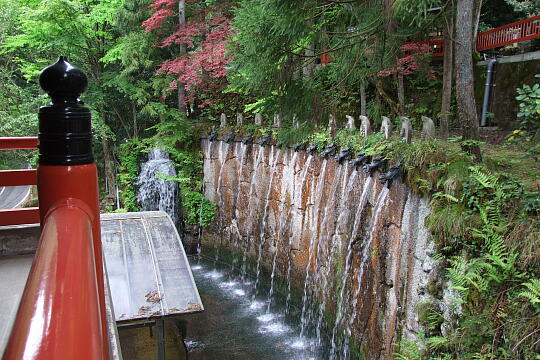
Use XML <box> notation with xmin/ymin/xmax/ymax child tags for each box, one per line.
<box><xmin>208</xmin><ymin>128</ymin><xmax>218</xmax><ymax>141</ymax></box>
<box><xmin>348</xmin><ymin>153</ymin><xmax>368</xmax><ymax>169</ymax></box>
<box><xmin>241</xmin><ymin>133</ymin><xmax>254</xmax><ymax>145</ymax></box>
<box><xmin>259</xmin><ymin>135</ymin><xmax>272</xmax><ymax>146</ymax></box>
<box><xmin>293</xmin><ymin>142</ymin><xmax>306</xmax><ymax>152</ymax></box>
<box><xmin>362</xmin><ymin>156</ymin><xmax>387</xmax><ymax>175</ymax></box>
<box><xmin>321</xmin><ymin>144</ymin><xmax>338</xmax><ymax>159</ymax></box>
<box><xmin>335</xmin><ymin>148</ymin><xmax>352</xmax><ymax>164</ymax></box>
<box><xmin>379</xmin><ymin>163</ymin><xmax>402</xmax><ymax>187</ymax></box>
<box><xmin>225</xmin><ymin>132</ymin><xmax>235</xmax><ymax>143</ymax></box>
<box><xmin>307</xmin><ymin>144</ymin><xmax>318</xmax><ymax>155</ymax></box>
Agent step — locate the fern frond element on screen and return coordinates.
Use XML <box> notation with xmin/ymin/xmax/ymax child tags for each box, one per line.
<box><xmin>519</xmin><ymin>278</ymin><xmax>540</xmax><ymax>306</ymax></box>
<box><xmin>468</xmin><ymin>166</ymin><xmax>497</xmax><ymax>189</ymax></box>
<box><xmin>426</xmin><ymin>336</ymin><xmax>448</xmax><ymax>351</ymax></box>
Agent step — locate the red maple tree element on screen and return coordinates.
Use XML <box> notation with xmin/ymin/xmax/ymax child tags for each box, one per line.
<box><xmin>143</xmin><ymin>0</ymin><xmax>235</xmax><ymax>108</ymax></box>
<box><xmin>377</xmin><ymin>42</ymin><xmax>433</xmax><ymax>77</ymax></box>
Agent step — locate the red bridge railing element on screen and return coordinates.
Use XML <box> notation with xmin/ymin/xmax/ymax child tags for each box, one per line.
<box><xmin>0</xmin><ymin>137</ymin><xmax>40</xmax><ymax>226</ymax></box>
<box><xmin>407</xmin><ymin>15</ymin><xmax>540</xmax><ymax>57</ymax></box>
<box><xmin>3</xmin><ymin>202</ymin><xmax>105</xmax><ymax>359</ymax></box>
<box><xmin>477</xmin><ymin>15</ymin><xmax>540</xmax><ymax>51</ymax></box>
<box><xmin>2</xmin><ymin>58</ymin><xmax>110</xmax><ymax>359</ymax></box>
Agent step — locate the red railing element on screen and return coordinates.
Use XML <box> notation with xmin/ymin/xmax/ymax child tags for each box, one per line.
<box><xmin>3</xmin><ymin>202</ymin><xmax>105</xmax><ymax>359</ymax></box>
<box><xmin>407</xmin><ymin>15</ymin><xmax>540</xmax><ymax>57</ymax></box>
<box><xmin>0</xmin><ymin>137</ymin><xmax>39</xmax><ymax>226</ymax></box>
<box><xmin>477</xmin><ymin>15</ymin><xmax>540</xmax><ymax>51</ymax></box>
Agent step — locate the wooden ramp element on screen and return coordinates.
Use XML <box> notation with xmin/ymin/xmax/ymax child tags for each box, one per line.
<box><xmin>101</xmin><ymin>211</ymin><xmax>203</xmax><ymax>325</ymax></box>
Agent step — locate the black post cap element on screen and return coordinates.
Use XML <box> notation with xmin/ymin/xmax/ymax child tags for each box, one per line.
<box><xmin>38</xmin><ymin>57</ymin><xmax>94</xmax><ymax>165</ymax></box>
<box><xmin>39</xmin><ymin>56</ymin><xmax>88</xmax><ymax>104</ymax></box>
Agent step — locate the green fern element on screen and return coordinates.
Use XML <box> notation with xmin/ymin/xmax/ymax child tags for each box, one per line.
<box><xmin>519</xmin><ymin>278</ymin><xmax>540</xmax><ymax>311</ymax></box>
<box><xmin>469</xmin><ymin>165</ymin><xmax>498</xmax><ymax>189</ymax></box>
<box><xmin>426</xmin><ymin>336</ymin><xmax>448</xmax><ymax>351</ymax></box>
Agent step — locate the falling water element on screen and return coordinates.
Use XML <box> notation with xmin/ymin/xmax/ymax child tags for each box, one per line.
<box><xmin>286</xmin><ymin>153</ymin><xmax>313</xmax><ymax>311</ymax></box>
<box><xmin>202</xmin><ymin>139</ymin><xmax>437</xmax><ymax>360</ymax></box>
<box><xmin>137</xmin><ymin>149</ymin><xmax>181</xmax><ymax>229</ymax></box>
<box><xmin>341</xmin><ymin>185</ymin><xmax>390</xmax><ymax>359</ymax></box>
<box><xmin>328</xmin><ymin>175</ymin><xmax>374</xmax><ymax>359</ymax></box>
<box><xmin>215</xmin><ymin>141</ymin><xmax>231</xmax><ymax>260</ymax></box>
<box><xmin>314</xmin><ymin>163</ymin><xmax>350</xmax><ymax>345</ymax></box>
<box><xmin>241</xmin><ymin>145</ymin><xmax>265</xmax><ymax>280</ymax></box>
<box><xmin>267</xmin><ymin>150</ymin><xmax>295</xmax><ymax>312</ymax></box>
<box><xmin>252</xmin><ymin>146</ymin><xmax>279</xmax><ymax>300</ymax></box>
<box><xmin>231</xmin><ymin>142</ymin><xmax>248</xmax><ymax>266</ymax></box>
<box><xmin>298</xmin><ymin>158</ymin><xmax>329</xmax><ymax>341</ymax></box>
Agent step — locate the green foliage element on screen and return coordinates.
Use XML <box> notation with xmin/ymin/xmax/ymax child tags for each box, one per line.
<box><xmin>182</xmin><ymin>190</ymin><xmax>216</xmax><ymax>227</ymax></box>
<box><xmin>509</xmin><ymin>77</ymin><xmax>540</xmax><ymax>162</ymax></box>
<box><xmin>394</xmin><ymin>337</ymin><xmax>424</xmax><ymax>360</ymax></box>
<box><xmin>515</xmin><ymin>77</ymin><xmax>540</xmax><ymax>131</ymax></box>
<box><xmin>309</xmin><ymin>129</ymin><xmax>332</xmax><ymax>153</ymax></box>
<box><xmin>275</xmin><ymin>121</ymin><xmax>315</xmax><ymax>148</ymax></box>
<box><xmin>519</xmin><ymin>278</ymin><xmax>540</xmax><ymax>312</ymax></box>
<box><xmin>149</xmin><ymin>118</ymin><xmax>216</xmax><ymax>227</ymax></box>
<box><xmin>504</xmin><ymin>0</ymin><xmax>540</xmax><ymax>16</ymax></box>
<box><xmin>117</xmin><ymin>139</ymin><xmax>149</xmax><ymax>211</ymax></box>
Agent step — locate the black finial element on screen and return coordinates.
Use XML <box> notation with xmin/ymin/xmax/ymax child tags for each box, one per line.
<box><xmin>39</xmin><ymin>56</ymin><xmax>88</xmax><ymax>103</ymax></box>
<box><xmin>38</xmin><ymin>57</ymin><xmax>93</xmax><ymax>165</ymax></box>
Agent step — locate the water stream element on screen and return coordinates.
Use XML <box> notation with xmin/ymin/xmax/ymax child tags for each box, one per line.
<box><xmin>183</xmin><ymin>256</ymin><xmax>330</xmax><ymax>360</ymax></box>
<box><xmin>199</xmin><ymin>140</ymin><xmax>433</xmax><ymax>359</ymax></box>
<box><xmin>137</xmin><ymin>149</ymin><xmax>180</xmax><ymax>229</ymax></box>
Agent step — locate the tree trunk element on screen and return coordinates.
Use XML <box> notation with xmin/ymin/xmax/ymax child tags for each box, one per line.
<box><xmin>472</xmin><ymin>0</ymin><xmax>483</xmax><ymax>46</ymax></box>
<box><xmin>360</xmin><ymin>79</ymin><xmax>367</xmax><ymax>116</ymax></box>
<box><xmin>441</xmin><ymin>11</ymin><xmax>454</xmax><ymax>139</ymax></box>
<box><xmin>101</xmin><ymin>137</ymin><xmax>117</xmax><ymax>204</ymax></box>
<box><xmin>397</xmin><ymin>72</ymin><xmax>405</xmax><ymax>115</ymax></box>
<box><xmin>373</xmin><ymin>79</ymin><xmax>400</xmax><ymax>115</ymax></box>
<box><xmin>455</xmin><ymin>0</ymin><xmax>482</xmax><ymax>161</ymax></box>
<box><xmin>177</xmin><ymin>0</ymin><xmax>187</xmax><ymax>116</ymax></box>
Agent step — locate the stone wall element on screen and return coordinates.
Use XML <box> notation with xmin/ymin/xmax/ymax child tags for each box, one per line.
<box><xmin>201</xmin><ymin>139</ymin><xmax>440</xmax><ymax>359</ymax></box>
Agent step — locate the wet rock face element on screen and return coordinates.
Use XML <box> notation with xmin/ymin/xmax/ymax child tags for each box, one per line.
<box><xmin>201</xmin><ymin>140</ymin><xmax>438</xmax><ymax>359</ymax></box>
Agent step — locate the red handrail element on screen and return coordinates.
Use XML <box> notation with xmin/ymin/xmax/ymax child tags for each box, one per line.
<box><xmin>1</xmin><ymin>58</ymin><xmax>110</xmax><ymax>359</ymax></box>
<box><xmin>3</xmin><ymin>202</ymin><xmax>105</xmax><ymax>359</ymax></box>
<box><xmin>0</xmin><ymin>137</ymin><xmax>38</xmax><ymax>150</ymax></box>
<box><xmin>0</xmin><ymin>208</ymin><xmax>40</xmax><ymax>226</ymax></box>
<box><xmin>0</xmin><ymin>137</ymin><xmax>39</xmax><ymax>226</ymax></box>
<box><xmin>407</xmin><ymin>15</ymin><xmax>540</xmax><ymax>57</ymax></box>
<box><xmin>0</xmin><ymin>169</ymin><xmax>37</xmax><ymax>186</ymax></box>
<box><xmin>477</xmin><ymin>15</ymin><xmax>540</xmax><ymax>51</ymax></box>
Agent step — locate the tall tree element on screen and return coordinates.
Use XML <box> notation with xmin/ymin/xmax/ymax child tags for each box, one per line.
<box><xmin>177</xmin><ymin>0</ymin><xmax>187</xmax><ymax>115</ymax></box>
<box><xmin>440</xmin><ymin>7</ymin><xmax>454</xmax><ymax>138</ymax></box>
<box><xmin>2</xmin><ymin>0</ymin><xmax>125</xmax><ymax>201</ymax></box>
<box><xmin>455</xmin><ymin>0</ymin><xmax>482</xmax><ymax>160</ymax></box>
<box><xmin>143</xmin><ymin>0</ymin><xmax>235</xmax><ymax>114</ymax></box>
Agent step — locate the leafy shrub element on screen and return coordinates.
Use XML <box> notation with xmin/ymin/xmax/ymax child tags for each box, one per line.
<box><xmin>516</xmin><ymin>76</ymin><xmax>540</xmax><ymax>131</ymax></box>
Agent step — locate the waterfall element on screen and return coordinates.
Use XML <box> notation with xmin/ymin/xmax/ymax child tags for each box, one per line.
<box><xmin>314</xmin><ymin>163</ymin><xmax>347</xmax><ymax>344</ymax></box>
<box><xmin>299</xmin><ymin>158</ymin><xmax>329</xmax><ymax>341</ymax></box>
<box><xmin>137</xmin><ymin>148</ymin><xmax>181</xmax><ymax>231</ymax></box>
<box><xmin>215</xmin><ymin>141</ymin><xmax>231</xmax><ymax>260</ymax></box>
<box><xmin>342</xmin><ymin>185</ymin><xmax>390</xmax><ymax>359</ymax></box>
<box><xmin>286</xmin><ymin>153</ymin><xmax>313</xmax><ymax>311</ymax></box>
<box><xmin>329</xmin><ymin>175</ymin><xmax>374</xmax><ymax>359</ymax></box>
<box><xmin>203</xmin><ymin>139</ymin><xmax>438</xmax><ymax>359</ymax></box>
<box><xmin>252</xmin><ymin>146</ymin><xmax>279</xmax><ymax>300</ymax></box>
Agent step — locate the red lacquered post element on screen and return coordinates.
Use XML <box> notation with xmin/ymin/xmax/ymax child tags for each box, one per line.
<box><xmin>36</xmin><ymin>57</ymin><xmax>109</xmax><ymax>358</ymax></box>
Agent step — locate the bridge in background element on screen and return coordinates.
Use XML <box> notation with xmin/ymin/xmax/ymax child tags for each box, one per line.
<box><xmin>411</xmin><ymin>15</ymin><xmax>540</xmax><ymax>57</ymax></box>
